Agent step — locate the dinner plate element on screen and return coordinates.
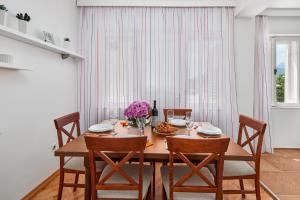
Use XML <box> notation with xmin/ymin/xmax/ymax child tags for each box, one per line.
<box><xmin>169</xmin><ymin>119</ymin><xmax>186</xmax><ymax>127</ymax></box>
<box><xmin>88</xmin><ymin>124</ymin><xmax>113</xmax><ymax>133</ymax></box>
<box><xmin>196</xmin><ymin>126</ymin><xmax>222</xmax><ymax>135</ymax></box>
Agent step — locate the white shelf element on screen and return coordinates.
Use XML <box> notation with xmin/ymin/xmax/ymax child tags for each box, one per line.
<box><xmin>0</xmin><ymin>62</ymin><xmax>33</xmax><ymax>71</ymax></box>
<box><xmin>0</xmin><ymin>25</ymin><xmax>84</xmax><ymax>60</ymax></box>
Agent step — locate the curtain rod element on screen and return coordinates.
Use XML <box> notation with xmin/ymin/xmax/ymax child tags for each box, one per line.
<box><xmin>77</xmin><ymin>0</ymin><xmax>237</xmax><ymax>8</ymax></box>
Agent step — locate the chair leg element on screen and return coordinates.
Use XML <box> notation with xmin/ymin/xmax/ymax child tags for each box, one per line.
<box><xmin>152</xmin><ymin>162</ymin><xmax>155</xmax><ymax>197</ymax></box>
<box><xmin>57</xmin><ymin>170</ymin><xmax>64</xmax><ymax>200</ymax></box>
<box><xmin>146</xmin><ymin>186</ymin><xmax>152</xmax><ymax>200</ymax></box>
<box><xmin>239</xmin><ymin>178</ymin><xmax>246</xmax><ymax>198</ymax></box>
<box><xmin>162</xmin><ymin>185</ymin><xmax>167</xmax><ymax>200</ymax></box>
<box><xmin>73</xmin><ymin>172</ymin><xmax>79</xmax><ymax>192</ymax></box>
<box><xmin>255</xmin><ymin>177</ymin><xmax>261</xmax><ymax>200</ymax></box>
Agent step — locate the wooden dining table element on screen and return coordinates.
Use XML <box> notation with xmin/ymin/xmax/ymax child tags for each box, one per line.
<box><xmin>55</xmin><ymin>122</ymin><xmax>252</xmax><ymax>200</ymax></box>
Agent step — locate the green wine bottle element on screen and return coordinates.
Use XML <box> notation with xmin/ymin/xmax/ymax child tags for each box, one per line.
<box><xmin>151</xmin><ymin>100</ymin><xmax>158</xmax><ymax>128</ymax></box>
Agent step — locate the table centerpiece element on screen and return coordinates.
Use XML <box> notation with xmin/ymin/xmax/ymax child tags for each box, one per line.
<box><xmin>124</xmin><ymin>101</ymin><xmax>151</xmax><ymax>134</ymax></box>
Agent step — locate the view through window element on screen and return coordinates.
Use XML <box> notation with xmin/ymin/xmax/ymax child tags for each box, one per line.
<box><xmin>272</xmin><ymin>37</ymin><xmax>300</xmax><ymax>106</ymax></box>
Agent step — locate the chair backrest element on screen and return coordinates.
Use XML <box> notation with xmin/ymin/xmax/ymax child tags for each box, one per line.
<box><xmin>237</xmin><ymin>115</ymin><xmax>267</xmax><ymax>170</ymax></box>
<box><xmin>163</xmin><ymin>108</ymin><xmax>192</xmax><ymax>122</ymax></box>
<box><xmin>84</xmin><ymin>135</ymin><xmax>147</xmax><ymax>200</ymax></box>
<box><xmin>54</xmin><ymin>112</ymin><xmax>81</xmax><ymax>148</ymax></box>
<box><xmin>166</xmin><ymin>136</ymin><xmax>230</xmax><ymax>200</ymax></box>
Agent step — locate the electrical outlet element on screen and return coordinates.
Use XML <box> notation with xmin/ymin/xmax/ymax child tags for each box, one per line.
<box><xmin>50</xmin><ymin>143</ymin><xmax>57</xmax><ymax>152</ymax></box>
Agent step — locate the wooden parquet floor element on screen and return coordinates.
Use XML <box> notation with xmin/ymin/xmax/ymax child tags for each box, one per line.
<box><xmin>30</xmin><ymin>163</ymin><xmax>273</xmax><ymax>200</ymax></box>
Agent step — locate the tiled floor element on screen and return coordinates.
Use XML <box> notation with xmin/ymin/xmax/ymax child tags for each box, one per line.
<box><xmin>29</xmin><ymin>149</ymin><xmax>300</xmax><ymax>200</ymax></box>
<box><xmin>260</xmin><ymin>149</ymin><xmax>300</xmax><ymax>200</ymax></box>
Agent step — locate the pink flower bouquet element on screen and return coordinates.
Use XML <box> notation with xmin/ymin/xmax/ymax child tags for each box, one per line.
<box><xmin>124</xmin><ymin>101</ymin><xmax>150</xmax><ymax>127</ymax></box>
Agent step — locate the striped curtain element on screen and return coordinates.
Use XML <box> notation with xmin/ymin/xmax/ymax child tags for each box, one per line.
<box><xmin>78</xmin><ymin>7</ymin><xmax>238</xmax><ymax>139</ymax></box>
<box><xmin>254</xmin><ymin>16</ymin><xmax>273</xmax><ymax>153</ymax></box>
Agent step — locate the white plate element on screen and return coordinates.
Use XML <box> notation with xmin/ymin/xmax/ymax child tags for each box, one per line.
<box><xmin>196</xmin><ymin>126</ymin><xmax>222</xmax><ymax>135</ymax></box>
<box><xmin>88</xmin><ymin>124</ymin><xmax>113</xmax><ymax>133</ymax></box>
<box><xmin>169</xmin><ymin>119</ymin><xmax>186</xmax><ymax>127</ymax></box>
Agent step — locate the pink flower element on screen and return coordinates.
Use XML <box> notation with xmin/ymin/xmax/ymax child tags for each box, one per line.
<box><xmin>124</xmin><ymin>100</ymin><xmax>150</xmax><ymax>119</ymax></box>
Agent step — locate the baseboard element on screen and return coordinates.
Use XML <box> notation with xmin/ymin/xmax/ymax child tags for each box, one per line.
<box><xmin>274</xmin><ymin>147</ymin><xmax>300</xmax><ymax>150</ymax></box>
<box><xmin>21</xmin><ymin>170</ymin><xmax>59</xmax><ymax>200</ymax></box>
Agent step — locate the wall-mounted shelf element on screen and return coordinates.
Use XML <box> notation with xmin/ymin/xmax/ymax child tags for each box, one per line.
<box><xmin>0</xmin><ymin>62</ymin><xmax>33</xmax><ymax>71</ymax></box>
<box><xmin>0</xmin><ymin>25</ymin><xmax>84</xmax><ymax>60</ymax></box>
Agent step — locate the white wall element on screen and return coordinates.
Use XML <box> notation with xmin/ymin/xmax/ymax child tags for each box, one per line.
<box><xmin>235</xmin><ymin>18</ymin><xmax>255</xmax><ymax>117</ymax></box>
<box><xmin>269</xmin><ymin>16</ymin><xmax>300</xmax><ymax>148</ymax></box>
<box><xmin>235</xmin><ymin>16</ymin><xmax>300</xmax><ymax>148</ymax></box>
<box><xmin>0</xmin><ymin>0</ymin><xmax>79</xmax><ymax>200</ymax></box>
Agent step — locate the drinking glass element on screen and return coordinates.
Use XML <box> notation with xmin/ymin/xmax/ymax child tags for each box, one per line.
<box><xmin>110</xmin><ymin>112</ymin><xmax>118</xmax><ymax>135</ymax></box>
<box><xmin>185</xmin><ymin>111</ymin><xmax>192</xmax><ymax>121</ymax></box>
<box><xmin>136</xmin><ymin>117</ymin><xmax>146</xmax><ymax>135</ymax></box>
<box><xmin>185</xmin><ymin>111</ymin><xmax>193</xmax><ymax>135</ymax></box>
<box><xmin>167</xmin><ymin>110</ymin><xmax>174</xmax><ymax>123</ymax></box>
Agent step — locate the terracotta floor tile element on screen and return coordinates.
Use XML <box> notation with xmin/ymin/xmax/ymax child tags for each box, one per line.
<box><xmin>260</xmin><ymin>159</ymin><xmax>281</xmax><ymax>172</ymax></box>
<box><xmin>248</xmin><ymin>158</ymin><xmax>280</xmax><ymax>172</ymax></box>
<box><xmin>277</xmin><ymin>195</ymin><xmax>300</xmax><ymax>200</ymax></box>
<box><xmin>272</xmin><ymin>149</ymin><xmax>300</xmax><ymax>158</ymax></box>
<box><xmin>261</xmin><ymin>172</ymin><xmax>300</xmax><ymax>195</ymax></box>
<box><xmin>263</xmin><ymin>155</ymin><xmax>300</xmax><ymax>171</ymax></box>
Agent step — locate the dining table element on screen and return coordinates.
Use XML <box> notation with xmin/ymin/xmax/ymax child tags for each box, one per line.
<box><xmin>55</xmin><ymin>122</ymin><xmax>253</xmax><ymax>200</ymax></box>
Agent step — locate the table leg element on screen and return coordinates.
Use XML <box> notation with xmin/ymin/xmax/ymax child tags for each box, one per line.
<box><xmin>84</xmin><ymin>157</ymin><xmax>91</xmax><ymax>200</ymax></box>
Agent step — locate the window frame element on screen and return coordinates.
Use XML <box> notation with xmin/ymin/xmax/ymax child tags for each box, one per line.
<box><xmin>271</xmin><ymin>36</ymin><xmax>300</xmax><ymax>108</ymax></box>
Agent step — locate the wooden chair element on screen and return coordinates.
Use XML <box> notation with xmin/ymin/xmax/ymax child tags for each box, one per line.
<box><xmin>208</xmin><ymin>115</ymin><xmax>267</xmax><ymax>199</ymax></box>
<box><xmin>163</xmin><ymin>108</ymin><xmax>192</xmax><ymax>122</ymax></box>
<box><xmin>54</xmin><ymin>112</ymin><xmax>106</xmax><ymax>200</ymax></box>
<box><xmin>84</xmin><ymin>135</ymin><xmax>153</xmax><ymax>200</ymax></box>
<box><xmin>161</xmin><ymin>136</ymin><xmax>230</xmax><ymax>200</ymax></box>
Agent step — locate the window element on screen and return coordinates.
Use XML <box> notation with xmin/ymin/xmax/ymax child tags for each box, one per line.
<box><xmin>271</xmin><ymin>37</ymin><xmax>300</xmax><ymax>106</ymax></box>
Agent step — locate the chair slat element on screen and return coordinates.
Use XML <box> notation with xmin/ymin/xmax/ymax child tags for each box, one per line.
<box><xmin>243</xmin><ymin>126</ymin><xmax>256</xmax><ymax>156</ymax></box>
<box><xmin>237</xmin><ymin>115</ymin><xmax>267</xmax><ymax>160</ymax></box>
<box><xmin>54</xmin><ymin>112</ymin><xmax>80</xmax><ymax>147</ymax></box>
<box><xmin>54</xmin><ymin>112</ymin><xmax>80</xmax><ymax>130</ymax></box>
<box><xmin>163</xmin><ymin>108</ymin><xmax>192</xmax><ymax>122</ymax></box>
<box><xmin>96</xmin><ymin>151</ymin><xmax>138</xmax><ymax>185</ymax></box>
<box><xmin>173</xmin><ymin>186</ymin><xmax>218</xmax><ymax>193</ymax></box>
<box><xmin>174</xmin><ymin>152</ymin><xmax>217</xmax><ymax>187</ymax></box>
<box><xmin>85</xmin><ymin>136</ymin><xmax>147</xmax><ymax>151</ymax></box>
<box><xmin>167</xmin><ymin>137</ymin><xmax>229</xmax><ymax>153</ymax></box>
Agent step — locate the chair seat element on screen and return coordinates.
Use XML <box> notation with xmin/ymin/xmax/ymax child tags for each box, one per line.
<box><xmin>64</xmin><ymin>157</ymin><xmax>106</xmax><ymax>172</ymax></box>
<box><xmin>161</xmin><ymin>165</ymin><xmax>215</xmax><ymax>200</ymax></box>
<box><xmin>97</xmin><ymin>164</ymin><xmax>153</xmax><ymax>199</ymax></box>
<box><xmin>207</xmin><ymin>161</ymin><xmax>255</xmax><ymax>177</ymax></box>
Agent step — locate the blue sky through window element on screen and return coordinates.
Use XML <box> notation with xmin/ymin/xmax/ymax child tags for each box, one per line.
<box><xmin>276</xmin><ymin>44</ymin><xmax>286</xmax><ymax>76</ymax></box>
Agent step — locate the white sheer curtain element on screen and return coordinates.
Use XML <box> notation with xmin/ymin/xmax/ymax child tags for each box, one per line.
<box><xmin>78</xmin><ymin>7</ymin><xmax>238</xmax><ymax>139</ymax></box>
<box><xmin>254</xmin><ymin>16</ymin><xmax>273</xmax><ymax>153</ymax></box>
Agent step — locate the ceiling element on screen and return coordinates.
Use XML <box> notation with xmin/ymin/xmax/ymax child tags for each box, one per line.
<box><xmin>76</xmin><ymin>0</ymin><xmax>300</xmax><ymax>17</ymax></box>
<box><xmin>236</xmin><ymin>0</ymin><xmax>300</xmax><ymax>17</ymax></box>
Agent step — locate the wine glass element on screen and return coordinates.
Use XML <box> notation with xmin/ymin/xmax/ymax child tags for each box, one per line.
<box><xmin>110</xmin><ymin>112</ymin><xmax>118</xmax><ymax>135</ymax></box>
<box><xmin>167</xmin><ymin>110</ymin><xmax>174</xmax><ymax>123</ymax></box>
<box><xmin>185</xmin><ymin>111</ymin><xmax>193</xmax><ymax>135</ymax></box>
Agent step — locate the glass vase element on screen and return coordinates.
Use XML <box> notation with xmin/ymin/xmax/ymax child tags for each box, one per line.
<box><xmin>136</xmin><ymin>117</ymin><xmax>146</xmax><ymax>135</ymax></box>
